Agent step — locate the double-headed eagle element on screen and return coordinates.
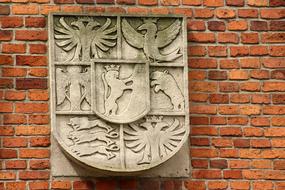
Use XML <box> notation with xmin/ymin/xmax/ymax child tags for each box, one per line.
<box><xmin>122</xmin><ymin>18</ymin><xmax>182</xmax><ymax>63</ymax></box>
<box><xmin>54</xmin><ymin>17</ymin><xmax>117</xmax><ymax>62</ymax></box>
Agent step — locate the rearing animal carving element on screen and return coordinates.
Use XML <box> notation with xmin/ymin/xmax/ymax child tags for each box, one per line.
<box><xmin>101</xmin><ymin>65</ymin><xmax>133</xmax><ymax>116</ymax></box>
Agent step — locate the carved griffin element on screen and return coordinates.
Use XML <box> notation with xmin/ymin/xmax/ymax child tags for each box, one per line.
<box><xmin>54</xmin><ymin>17</ymin><xmax>117</xmax><ymax>62</ymax></box>
<box><xmin>122</xmin><ymin>18</ymin><xmax>182</xmax><ymax>63</ymax></box>
<box><xmin>124</xmin><ymin>116</ymin><xmax>186</xmax><ymax>165</ymax></box>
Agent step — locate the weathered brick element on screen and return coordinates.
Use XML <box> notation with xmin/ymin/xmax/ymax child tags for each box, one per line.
<box><xmin>216</xmin><ymin>9</ymin><xmax>235</xmax><ymax>18</ymax></box>
<box><xmin>261</xmin><ymin>9</ymin><xmax>285</xmax><ymax>19</ymax></box>
<box><xmin>16</xmin><ymin>78</ymin><xmax>47</xmax><ymax>90</ymax></box>
<box><xmin>0</xmin><ymin>5</ymin><xmax>10</xmax><ymax>15</ymax></box>
<box><xmin>0</xmin><ymin>17</ymin><xmax>23</xmax><ymax>28</ymax></box>
<box><xmin>16</xmin><ymin>55</ymin><xmax>47</xmax><ymax>66</ymax></box>
<box><xmin>19</xmin><ymin>171</ymin><xmax>50</xmax><ymax>180</ymax></box>
<box><xmin>2</xmin><ymin>43</ymin><xmax>26</xmax><ymax>53</ymax></box>
<box><xmin>194</xmin><ymin>8</ymin><xmax>214</xmax><ymax>18</ymax></box>
<box><xmin>15</xmin><ymin>30</ymin><xmax>47</xmax><ymax>41</ymax></box>
<box><xmin>218</xmin><ymin>33</ymin><xmax>239</xmax><ymax>44</ymax></box>
<box><xmin>12</xmin><ymin>5</ymin><xmax>38</xmax><ymax>15</ymax></box>
<box><xmin>0</xmin><ymin>30</ymin><xmax>12</xmax><ymax>41</ymax></box>
<box><xmin>25</xmin><ymin>17</ymin><xmax>46</xmax><ymax>28</ymax></box>
<box><xmin>228</xmin><ymin>20</ymin><xmax>248</xmax><ymax>31</ymax></box>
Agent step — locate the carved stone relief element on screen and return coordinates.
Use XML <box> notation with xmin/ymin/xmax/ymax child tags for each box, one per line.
<box><xmin>50</xmin><ymin>14</ymin><xmax>189</xmax><ymax>174</ymax></box>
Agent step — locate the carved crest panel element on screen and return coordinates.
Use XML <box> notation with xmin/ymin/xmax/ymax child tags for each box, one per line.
<box><xmin>50</xmin><ymin>13</ymin><xmax>189</xmax><ymax>173</ymax></box>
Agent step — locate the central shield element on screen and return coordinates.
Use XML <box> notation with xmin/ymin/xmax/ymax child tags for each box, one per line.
<box><xmin>93</xmin><ymin>60</ymin><xmax>150</xmax><ymax>123</ymax></box>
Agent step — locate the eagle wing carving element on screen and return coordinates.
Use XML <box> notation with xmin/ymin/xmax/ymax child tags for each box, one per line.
<box><xmin>121</xmin><ymin>19</ymin><xmax>144</xmax><ymax>49</ymax></box>
<box><xmin>155</xmin><ymin>19</ymin><xmax>181</xmax><ymax>48</ymax></box>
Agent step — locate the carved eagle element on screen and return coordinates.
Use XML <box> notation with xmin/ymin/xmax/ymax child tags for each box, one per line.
<box><xmin>122</xmin><ymin>18</ymin><xmax>182</xmax><ymax>62</ymax></box>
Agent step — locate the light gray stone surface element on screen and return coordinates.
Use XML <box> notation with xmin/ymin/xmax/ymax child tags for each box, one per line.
<box><xmin>49</xmin><ymin>13</ymin><xmax>189</xmax><ymax>176</ymax></box>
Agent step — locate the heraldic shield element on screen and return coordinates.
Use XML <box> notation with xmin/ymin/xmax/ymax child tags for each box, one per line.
<box><xmin>49</xmin><ymin>13</ymin><xmax>189</xmax><ymax>173</ymax></box>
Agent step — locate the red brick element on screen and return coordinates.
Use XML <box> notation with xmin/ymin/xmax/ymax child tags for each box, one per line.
<box><xmin>29</xmin><ymin>44</ymin><xmax>47</xmax><ymax>54</ymax></box>
<box><xmin>182</xmin><ymin>0</ymin><xmax>201</xmax><ymax>5</ymax></box>
<box><xmin>244</xmin><ymin>127</ymin><xmax>263</xmax><ymax>137</ymax></box>
<box><xmin>208</xmin><ymin>46</ymin><xmax>227</xmax><ymax>56</ymax></box>
<box><xmin>5</xmin><ymin>90</ymin><xmax>25</xmax><ymax>101</ymax></box>
<box><xmin>250</xmin><ymin>70</ymin><xmax>270</xmax><ymax>79</ymax></box>
<box><xmin>226</xmin><ymin>0</ymin><xmax>244</xmax><ymax>6</ymax></box>
<box><xmin>220</xmin><ymin>127</ymin><xmax>242</xmax><ymax>136</ymax></box>
<box><xmin>0</xmin><ymin>30</ymin><xmax>12</xmax><ymax>41</ymax></box>
<box><xmin>0</xmin><ymin>102</ymin><xmax>12</xmax><ymax>112</ymax></box>
<box><xmin>189</xmin><ymin>58</ymin><xmax>217</xmax><ymax>68</ymax></box>
<box><xmin>190</xmin><ymin>93</ymin><xmax>209</xmax><ymax>102</ymax></box>
<box><xmin>230</xmin><ymin>94</ymin><xmax>250</xmax><ymax>103</ymax></box>
<box><xmin>238</xmin><ymin>9</ymin><xmax>258</xmax><ymax>18</ymax></box>
<box><xmin>19</xmin><ymin>171</ymin><xmax>50</xmax><ymax>180</ymax></box>
<box><xmin>192</xmin><ymin>170</ymin><xmax>222</xmax><ymax>179</ymax></box>
<box><xmin>184</xmin><ymin>180</ymin><xmax>206</xmax><ymax>190</ymax></box>
<box><xmin>194</xmin><ymin>8</ymin><xmax>214</xmax><ymax>18</ymax></box>
<box><xmin>220</xmin><ymin>59</ymin><xmax>239</xmax><ymax>69</ymax></box>
<box><xmin>208</xmin><ymin>181</ymin><xmax>228</xmax><ymax>190</ymax></box>
<box><xmin>5</xmin><ymin>160</ymin><xmax>26</xmax><ymax>169</ymax></box>
<box><xmin>251</xmin><ymin>139</ymin><xmax>271</xmax><ymax>148</ymax></box>
<box><xmin>28</xmin><ymin>68</ymin><xmax>48</xmax><ymax>77</ymax></box>
<box><xmin>2</xmin><ymin>67</ymin><xmax>26</xmax><ymax>77</ymax></box>
<box><xmin>15</xmin><ymin>102</ymin><xmax>48</xmax><ymax>113</ymax></box>
<box><xmin>209</xmin><ymin>94</ymin><xmax>229</xmax><ymax>104</ymax></box>
<box><xmin>262</xmin><ymin>58</ymin><xmax>285</xmax><ymax>68</ymax></box>
<box><xmin>12</xmin><ymin>5</ymin><xmax>38</xmax><ymax>15</ymax></box>
<box><xmin>30</xmin><ymin>160</ymin><xmax>50</xmax><ymax>169</ymax></box>
<box><xmin>240</xmin><ymin>58</ymin><xmax>260</xmax><ymax>68</ymax></box>
<box><xmin>19</xmin><ymin>149</ymin><xmax>49</xmax><ymax>158</ymax></box>
<box><xmin>190</xmin><ymin>105</ymin><xmax>217</xmax><ymax>114</ymax></box>
<box><xmin>250</xmin><ymin>46</ymin><xmax>268</xmax><ymax>56</ymax></box>
<box><xmin>228</xmin><ymin>116</ymin><xmax>248</xmax><ymax>124</ymax></box>
<box><xmin>271</xmin><ymin>70</ymin><xmax>285</xmax><ymax>79</ymax></box>
<box><xmin>188</xmin><ymin>46</ymin><xmax>206</xmax><ymax>56</ymax></box>
<box><xmin>261</xmin><ymin>9</ymin><xmax>285</xmax><ymax>19</ymax></box>
<box><xmin>270</xmin><ymin>21</ymin><xmax>285</xmax><ymax>31</ymax></box>
<box><xmin>161</xmin><ymin>180</ymin><xmax>181</xmax><ymax>190</ymax></box>
<box><xmin>224</xmin><ymin>170</ymin><xmax>242</xmax><ymax>179</ymax></box>
<box><xmin>219</xmin><ymin>82</ymin><xmax>239</xmax><ymax>92</ymax></box>
<box><xmin>229</xmin><ymin>70</ymin><xmax>249</xmax><ymax>80</ymax></box>
<box><xmin>212</xmin><ymin>138</ymin><xmax>232</xmax><ymax>148</ymax></box>
<box><xmin>192</xmin><ymin>159</ymin><xmax>208</xmax><ymax>168</ymax></box>
<box><xmin>190</xmin><ymin>117</ymin><xmax>209</xmax><ymax>125</ymax></box>
<box><xmin>116</xmin><ymin>0</ymin><xmax>135</xmax><ymax>5</ymax></box>
<box><xmin>51</xmin><ymin>181</ymin><xmax>72</xmax><ymax>190</ymax></box>
<box><xmin>40</xmin><ymin>5</ymin><xmax>60</xmax><ymax>15</ymax></box>
<box><xmin>230</xmin><ymin>46</ymin><xmax>249</xmax><ymax>57</ymax></box>
<box><xmin>0</xmin><ymin>126</ymin><xmax>14</xmax><ymax>136</ymax></box>
<box><xmin>265</xmin><ymin>128</ymin><xmax>285</xmax><ymax>137</ymax></box>
<box><xmin>262</xmin><ymin>33</ymin><xmax>285</xmax><ymax>43</ymax></box>
<box><xmin>263</xmin><ymin>82</ymin><xmax>285</xmax><ymax>92</ymax></box>
<box><xmin>0</xmin><ymin>149</ymin><xmax>17</xmax><ymax>158</ymax></box>
<box><xmin>187</xmin><ymin>21</ymin><xmax>206</xmax><ymax>31</ymax></box>
<box><xmin>191</xmin><ymin>137</ymin><xmax>210</xmax><ymax>146</ymax></box>
<box><xmin>272</xmin><ymin>94</ymin><xmax>285</xmax><ymax>104</ymax></box>
<box><xmin>204</xmin><ymin>0</ymin><xmax>224</xmax><ymax>7</ymax></box>
<box><xmin>73</xmin><ymin>181</ymin><xmax>94</xmax><ymax>190</ymax></box>
<box><xmin>16</xmin><ymin>78</ymin><xmax>47</xmax><ymax>90</ymax></box>
<box><xmin>220</xmin><ymin>149</ymin><xmax>239</xmax><ymax>158</ymax></box>
<box><xmin>253</xmin><ymin>181</ymin><xmax>273</xmax><ymax>190</ymax></box>
<box><xmin>4</xmin><ymin>114</ymin><xmax>27</xmax><ymax>124</ymax></box>
<box><xmin>210</xmin><ymin>117</ymin><xmax>226</xmax><ymax>125</ymax></box>
<box><xmin>216</xmin><ymin>9</ymin><xmax>236</xmax><ymax>18</ymax></box>
<box><xmin>29</xmin><ymin>115</ymin><xmax>49</xmax><ymax>125</ymax></box>
<box><xmin>192</xmin><ymin>126</ymin><xmax>218</xmax><ymax>136</ymax></box>
<box><xmin>208</xmin><ymin>71</ymin><xmax>227</xmax><ymax>80</ymax></box>
<box><xmin>0</xmin><ymin>78</ymin><xmax>13</xmax><ymax>88</ymax></box>
<box><xmin>230</xmin><ymin>181</ymin><xmax>250</xmax><ymax>190</ymax></box>
<box><xmin>28</xmin><ymin>90</ymin><xmax>49</xmax><ymax>101</ymax></box>
<box><xmin>0</xmin><ymin>55</ymin><xmax>13</xmax><ymax>65</ymax></box>
<box><xmin>0</xmin><ymin>17</ymin><xmax>23</xmax><ymax>28</ymax></box>
<box><xmin>218</xmin><ymin>33</ymin><xmax>239</xmax><ymax>44</ymax></box>
<box><xmin>218</xmin><ymin>105</ymin><xmax>239</xmax><ymax>115</ymax></box>
<box><xmin>2</xmin><ymin>43</ymin><xmax>26</xmax><ymax>53</ymax></box>
<box><xmin>0</xmin><ymin>5</ymin><xmax>10</xmax><ymax>15</ymax></box>
<box><xmin>16</xmin><ymin>30</ymin><xmax>47</xmax><ymax>41</ymax></box>
<box><xmin>244</xmin><ymin>170</ymin><xmax>285</xmax><ymax>180</ymax></box>
<box><xmin>3</xmin><ymin>137</ymin><xmax>27</xmax><ymax>147</ymax></box>
<box><xmin>6</xmin><ymin>182</ymin><xmax>26</xmax><ymax>190</ymax></box>
<box><xmin>0</xmin><ymin>172</ymin><xmax>16</xmax><ymax>180</ymax></box>
<box><xmin>229</xmin><ymin>160</ymin><xmax>250</xmax><ymax>168</ymax></box>
<box><xmin>191</xmin><ymin>148</ymin><xmax>218</xmax><ymax>158</ymax></box>
<box><xmin>29</xmin><ymin>182</ymin><xmax>49</xmax><ymax>190</ymax></box>
<box><xmin>228</xmin><ymin>20</ymin><xmax>248</xmax><ymax>31</ymax></box>
<box><xmin>248</xmin><ymin>0</ymin><xmax>268</xmax><ymax>6</ymax></box>
<box><xmin>25</xmin><ymin>17</ymin><xmax>46</xmax><ymax>28</ymax></box>
<box><xmin>188</xmin><ymin>33</ymin><xmax>215</xmax><ymax>43</ymax></box>
<box><xmin>240</xmin><ymin>82</ymin><xmax>260</xmax><ymax>91</ymax></box>
<box><xmin>241</xmin><ymin>33</ymin><xmax>259</xmax><ymax>44</ymax></box>
<box><xmin>30</xmin><ymin>137</ymin><xmax>50</xmax><ymax>147</ymax></box>
<box><xmin>171</xmin><ymin>8</ymin><xmax>192</xmax><ymax>17</ymax></box>
<box><xmin>251</xmin><ymin>21</ymin><xmax>268</xmax><ymax>31</ymax></box>
<box><xmin>15</xmin><ymin>126</ymin><xmax>50</xmax><ymax>136</ymax></box>
<box><xmin>138</xmin><ymin>0</ymin><xmax>157</xmax><ymax>5</ymax></box>
<box><xmin>252</xmin><ymin>94</ymin><xmax>270</xmax><ymax>104</ymax></box>
<box><xmin>189</xmin><ymin>81</ymin><xmax>217</xmax><ymax>92</ymax></box>
<box><xmin>251</xmin><ymin>117</ymin><xmax>270</xmax><ymax>127</ymax></box>
<box><xmin>270</xmin><ymin>0</ymin><xmax>285</xmax><ymax>6</ymax></box>
<box><xmin>16</xmin><ymin>55</ymin><xmax>47</xmax><ymax>66</ymax></box>
<box><xmin>233</xmin><ymin>139</ymin><xmax>250</xmax><ymax>148</ymax></box>
<box><xmin>208</xmin><ymin>21</ymin><xmax>226</xmax><ymax>31</ymax></box>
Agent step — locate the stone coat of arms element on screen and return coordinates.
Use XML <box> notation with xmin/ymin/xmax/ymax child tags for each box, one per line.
<box><xmin>49</xmin><ymin>13</ymin><xmax>189</xmax><ymax>173</ymax></box>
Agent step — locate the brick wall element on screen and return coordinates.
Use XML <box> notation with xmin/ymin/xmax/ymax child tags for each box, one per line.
<box><xmin>0</xmin><ymin>0</ymin><xmax>285</xmax><ymax>189</ymax></box>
